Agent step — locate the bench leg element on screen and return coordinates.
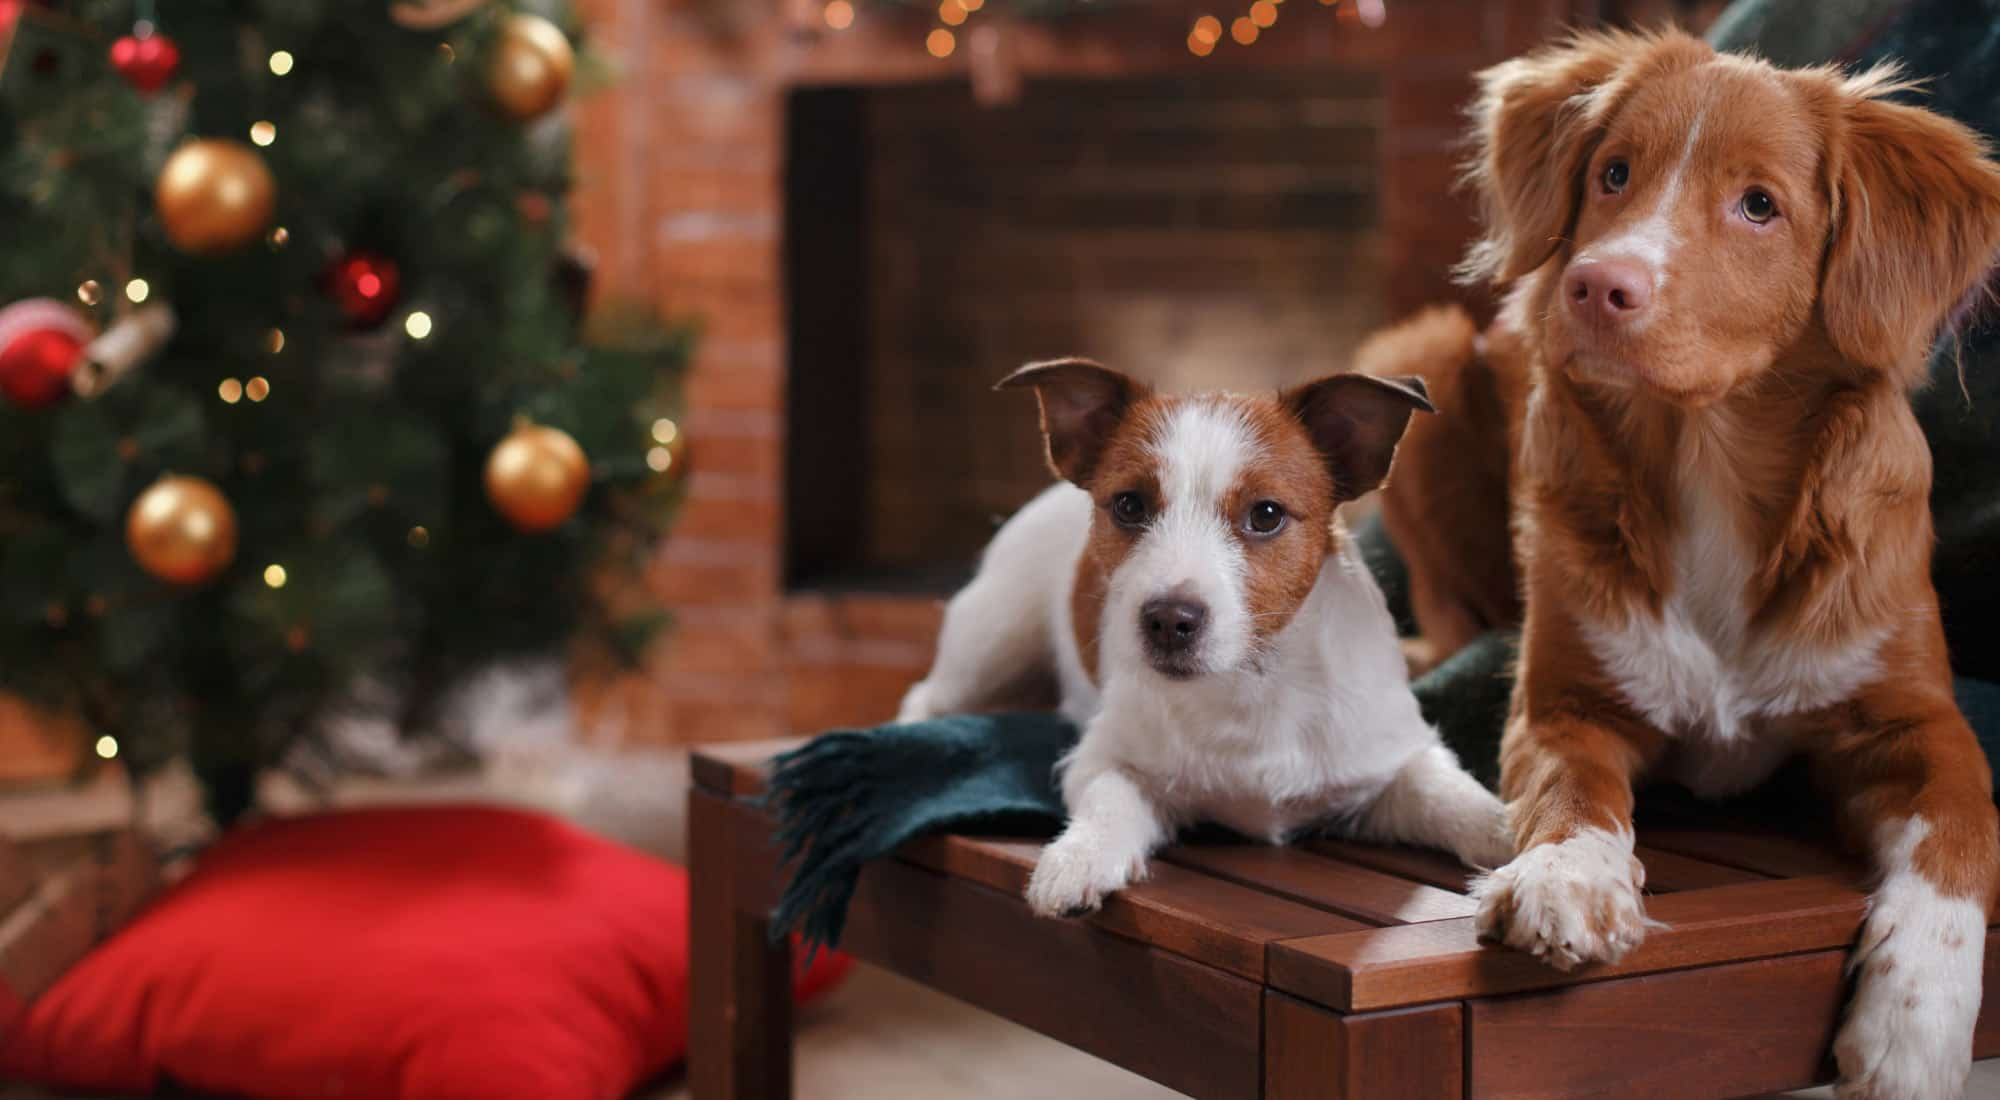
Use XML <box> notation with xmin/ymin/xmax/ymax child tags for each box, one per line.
<box><xmin>1264</xmin><ymin>992</ymin><xmax>1461</xmax><ymax>1099</ymax></box>
<box><xmin>690</xmin><ymin>790</ymin><xmax>794</xmax><ymax>1100</ymax></box>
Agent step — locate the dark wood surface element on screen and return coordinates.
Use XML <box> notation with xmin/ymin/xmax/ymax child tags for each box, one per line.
<box><xmin>1265</xmin><ymin>992</ymin><xmax>1464</xmax><ymax>1100</ymax></box>
<box><xmin>688</xmin><ymin>742</ymin><xmax>1997</xmax><ymax>1100</ymax></box>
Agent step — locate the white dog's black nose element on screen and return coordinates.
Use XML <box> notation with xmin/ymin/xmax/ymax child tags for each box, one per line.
<box><xmin>1141</xmin><ymin>597</ymin><xmax>1207</xmax><ymax>656</ymax></box>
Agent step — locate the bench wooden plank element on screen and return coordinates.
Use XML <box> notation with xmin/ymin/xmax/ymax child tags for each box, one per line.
<box><xmin>1469</xmin><ymin>930</ymin><xmax>2000</xmax><ymax>1099</ymax></box>
<box><xmin>900</xmin><ymin>834</ymin><xmax>1369</xmax><ymax>981</ymax></box>
<box><xmin>1304</xmin><ymin>838</ymin><xmax>1474</xmax><ymax>892</ymax></box>
<box><xmin>1164</xmin><ymin>844</ymin><xmax>1477</xmax><ymax>925</ymax></box>
<box><xmin>1265</xmin><ymin>992</ymin><xmax>1462</xmax><ymax>1100</ymax></box>
<box><xmin>1268</xmin><ymin>875</ymin><xmax>1868</xmax><ymax>1012</ymax></box>
<box><xmin>1631</xmin><ymin>845</ymin><xmax>1769</xmax><ymax>892</ymax></box>
<box><xmin>1639</xmin><ymin>826</ymin><xmax>1862</xmax><ymax>880</ymax></box>
<box><xmin>843</xmin><ymin>854</ymin><xmax>1264</xmax><ymax>1100</ymax></box>
<box><xmin>691</xmin><ymin>738</ymin><xmax>801</xmax><ymax>798</ymax></box>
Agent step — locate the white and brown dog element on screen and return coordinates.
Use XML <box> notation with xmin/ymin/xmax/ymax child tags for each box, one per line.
<box><xmin>1371</xmin><ymin>29</ymin><xmax>2000</xmax><ymax>1100</ymax></box>
<box><xmin>899</xmin><ymin>360</ymin><xmax>1512</xmax><ymax>918</ymax></box>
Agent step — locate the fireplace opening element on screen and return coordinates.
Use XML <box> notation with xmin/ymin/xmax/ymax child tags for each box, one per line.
<box><xmin>784</xmin><ymin>69</ymin><xmax>1387</xmax><ymax>595</ymax></box>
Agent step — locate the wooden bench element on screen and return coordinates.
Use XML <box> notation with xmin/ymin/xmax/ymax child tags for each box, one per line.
<box><xmin>689</xmin><ymin>741</ymin><xmax>2000</xmax><ymax>1099</ymax></box>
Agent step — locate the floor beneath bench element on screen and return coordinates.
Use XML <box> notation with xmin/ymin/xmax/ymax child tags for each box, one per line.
<box><xmin>4</xmin><ymin>739</ymin><xmax>1996</xmax><ymax>1100</ymax></box>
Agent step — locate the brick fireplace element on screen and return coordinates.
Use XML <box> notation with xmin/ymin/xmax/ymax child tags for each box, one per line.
<box><xmin>571</xmin><ymin>0</ymin><xmax>1586</xmax><ymax>745</ymax></box>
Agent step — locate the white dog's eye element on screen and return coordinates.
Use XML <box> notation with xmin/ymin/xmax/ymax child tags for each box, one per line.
<box><xmin>1245</xmin><ymin>500</ymin><xmax>1286</xmax><ymax>535</ymax></box>
<box><xmin>1111</xmin><ymin>491</ymin><xmax>1151</xmax><ymax>528</ymax></box>
<box><xmin>1601</xmin><ymin>158</ymin><xmax>1629</xmax><ymax>194</ymax></box>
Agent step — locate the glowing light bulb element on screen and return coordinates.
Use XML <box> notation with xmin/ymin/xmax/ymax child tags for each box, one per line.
<box><xmin>823</xmin><ymin>0</ymin><xmax>854</xmax><ymax>28</ymax></box>
<box><xmin>125</xmin><ymin>278</ymin><xmax>150</xmax><ymax>303</ymax></box>
<box><xmin>405</xmin><ymin>311</ymin><xmax>434</xmax><ymax>339</ymax></box>
<box><xmin>95</xmin><ymin>735</ymin><xmax>119</xmax><ymax>760</ymax></box>
<box><xmin>264</xmin><ymin>564</ymin><xmax>288</xmax><ymax>588</ymax></box>
<box><xmin>269</xmin><ymin>50</ymin><xmax>294</xmax><ymax>75</ymax></box>
<box><xmin>250</xmin><ymin>120</ymin><xmax>277</xmax><ymax>146</ymax></box>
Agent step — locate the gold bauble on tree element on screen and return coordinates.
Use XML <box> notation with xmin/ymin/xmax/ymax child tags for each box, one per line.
<box><xmin>127</xmin><ymin>475</ymin><xmax>239</xmax><ymax>585</ymax></box>
<box><xmin>486</xmin><ymin>423</ymin><xmax>589</xmax><ymax>532</ymax></box>
<box><xmin>488</xmin><ymin>13</ymin><xmax>574</xmax><ymax>121</ymax></box>
<box><xmin>155</xmin><ymin>140</ymin><xmax>276</xmax><ymax>255</ymax></box>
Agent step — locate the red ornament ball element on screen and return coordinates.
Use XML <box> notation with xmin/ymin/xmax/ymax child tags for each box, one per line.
<box><xmin>110</xmin><ymin>31</ymin><xmax>180</xmax><ymax>93</ymax></box>
<box><xmin>0</xmin><ymin>298</ymin><xmax>89</xmax><ymax>410</ymax></box>
<box><xmin>327</xmin><ymin>252</ymin><xmax>402</xmax><ymax>329</ymax></box>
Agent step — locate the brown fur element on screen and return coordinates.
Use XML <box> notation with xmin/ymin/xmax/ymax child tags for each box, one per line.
<box><xmin>998</xmin><ymin>363</ymin><xmax>1428</xmax><ymax>688</ymax></box>
<box><xmin>1375</xmin><ymin>30</ymin><xmax>2000</xmax><ymax>912</ymax></box>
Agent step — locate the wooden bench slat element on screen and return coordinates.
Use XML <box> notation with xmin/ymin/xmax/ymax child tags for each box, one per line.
<box><xmin>1639</xmin><ymin>826</ymin><xmax>1861</xmax><ymax>880</ymax></box>
<box><xmin>899</xmin><ymin>834</ymin><xmax>1369</xmax><ymax>981</ymax></box>
<box><xmin>690</xmin><ymin>739</ymin><xmax>802</xmax><ymax>798</ymax></box>
<box><xmin>1265</xmin><ymin>992</ymin><xmax>1464</xmax><ymax>1100</ymax></box>
<box><xmin>1468</xmin><ymin>931</ymin><xmax>2000</xmax><ymax>1099</ymax></box>
<box><xmin>1303</xmin><ymin>838</ymin><xmax>1475</xmax><ymax>892</ymax></box>
<box><xmin>1163</xmin><ymin>844</ymin><xmax>1477</xmax><ymax>925</ymax></box>
<box><xmin>1632</xmin><ymin>844</ymin><xmax>1770</xmax><ymax>892</ymax></box>
<box><xmin>1267</xmin><ymin>875</ymin><xmax>1869</xmax><ymax>1012</ymax></box>
<box><xmin>842</xmin><ymin>852</ymin><xmax>1265</xmax><ymax>1100</ymax></box>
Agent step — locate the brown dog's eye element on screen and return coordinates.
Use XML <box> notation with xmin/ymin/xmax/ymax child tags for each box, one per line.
<box><xmin>1111</xmin><ymin>491</ymin><xmax>1150</xmax><ymax>528</ymax></box>
<box><xmin>1601</xmin><ymin>158</ymin><xmax>1629</xmax><ymax>194</ymax></box>
<box><xmin>1741</xmin><ymin>189</ymin><xmax>1778</xmax><ymax>224</ymax></box>
<box><xmin>1245</xmin><ymin>500</ymin><xmax>1286</xmax><ymax>535</ymax></box>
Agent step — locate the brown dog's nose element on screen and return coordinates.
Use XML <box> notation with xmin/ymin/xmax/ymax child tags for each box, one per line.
<box><xmin>1565</xmin><ymin>258</ymin><xmax>1652</xmax><ymax>323</ymax></box>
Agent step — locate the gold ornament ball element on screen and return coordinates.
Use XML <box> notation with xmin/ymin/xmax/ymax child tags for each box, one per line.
<box><xmin>155</xmin><ymin>140</ymin><xmax>277</xmax><ymax>255</ymax></box>
<box><xmin>486</xmin><ymin>424</ymin><xmax>590</xmax><ymax>532</ymax></box>
<box><xmin>127</xmin><ymin>476</ymin><xmax>239</xmax><ymax>585</ymax></box>
<box><xmin>488</xmin><ymin>14</ymin><xmax>574</xmax><ymax>121</ymax></box>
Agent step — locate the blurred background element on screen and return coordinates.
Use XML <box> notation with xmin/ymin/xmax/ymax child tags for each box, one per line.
<box><xmin>4</xmin><ymin>2</ymin><xmax>1900</xmax><ymax>1099</ymax></box>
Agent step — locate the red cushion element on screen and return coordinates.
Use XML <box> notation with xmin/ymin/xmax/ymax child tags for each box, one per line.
<box><xmin>0</xmin><ymin>805</ymin><xmax>849</xmax><ymax>1100</ymax></box>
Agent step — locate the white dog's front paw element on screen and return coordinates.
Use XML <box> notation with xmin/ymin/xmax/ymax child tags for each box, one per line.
<box><xmin>1025</xmin><ymin>832</ymin><xmax>1147</xmax><ymax>918</ymax></box>
<box><xmin>1833</xmin><ymin>874</ymin><xmax>1984</xmax><ymax>1100</ymax></box>
<box><xmin>895</xmin><ymin>681</ymin><xmax>939</xmax><ymax>724</ymax></box>
<box><xmin>1471</xmin><ymin>827</ymin><xmax>1653</xmax><ymax>971</ymax></box>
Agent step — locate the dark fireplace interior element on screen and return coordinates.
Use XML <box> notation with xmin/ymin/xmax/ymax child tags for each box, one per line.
<box><xmin>785</xmin><ymin>69</ymin><xmax>1387</xmax><ymax>594</ymax></box>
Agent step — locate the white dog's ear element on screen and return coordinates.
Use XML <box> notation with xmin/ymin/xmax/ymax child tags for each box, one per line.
<box><xmin>996</xmin><ymin>358</ymin><xmax>1149</xmax><ymax>485</ymax></box>
<box><xmin>1282</xmin><ymin>373</ymin><xmax>1433</xmax><ymax>502</ymax></box>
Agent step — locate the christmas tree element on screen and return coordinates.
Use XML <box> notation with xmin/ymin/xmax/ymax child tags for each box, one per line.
<box><xmin>0</xmin><ymin>0</ymin><xmax>690</xmax><ymax>822</ymax></box>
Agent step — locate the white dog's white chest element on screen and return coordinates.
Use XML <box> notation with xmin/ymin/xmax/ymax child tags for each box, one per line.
<box><xmin>1579</xmin><ymin>487</ymin><xmax>1885</xmax><ymax>797</ymax></box>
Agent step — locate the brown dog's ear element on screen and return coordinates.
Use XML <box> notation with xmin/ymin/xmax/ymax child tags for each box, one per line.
<box><xmin>1458</xmin><ymin>30</ymin><xmax>1708</xmax><ymax>285</ymax></box>
<box><xmin>1282</xmin><ymin>373</ymin><xmax>1434</xmax><ymax>503</ymax></box>
<box><xmin>1821</xmin><ymin>77</ymin><xmax>2000</xmax><ymax>384</ymax></box>
<box><xmin>995</xmin><ymin>358</ymin><xmax>1149</xmax><ymax>485</ymax></box>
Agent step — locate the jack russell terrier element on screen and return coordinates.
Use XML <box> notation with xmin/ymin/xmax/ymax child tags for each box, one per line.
<box><xmin>899</xmin><ymin>359</ymin><xmax>1512</xmax><ymax>918</ymax></box>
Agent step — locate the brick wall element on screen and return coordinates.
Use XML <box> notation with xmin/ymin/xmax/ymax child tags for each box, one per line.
<box><xmin>572</xmin><ymin>0</ymin><xmax>1583</xmax><ymax>744</ymax></box>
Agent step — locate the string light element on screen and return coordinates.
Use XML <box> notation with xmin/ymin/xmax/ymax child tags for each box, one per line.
<box><xmin>1188</xmin><ymin>31</ymin><xmax>1214</xmax><ymax>56</ymax></box>
<box><xmin>1249</xmin><ymin>0</ymin><xmax>1278</xmax><ymax>27</ymax></box>
<box><xmin>268</xmin><ymin>50</ymin><xmax>294</xmax><ymax>75</ymax></box>
<box><xmin>265</xmin><ymin>328</ymin><xmax>285</xmax><ymax>354</ymax></box>
<box><xmin>939</xmin><ymin>0</ymin><xmax>968</xmax><ymax>25</ymax></box>
<box><xmin>1230</xmin><ymin>15</ymin><xmax>1257</xmax><ymax>43</ymax></box>
<box><xmin>124</xmin><ymin>278</ymin><xmax>150</xmax><ymax>303</ymax></box>
<box><xmin>77</xmin><ymin>280</ymin><xmax>103</xmax><ymax>306</ymax></box>
<box><xmin>405</xmin><ymin>311</ymin><xmax>434</xmax><ymax>339</ymax></box>
<box><xmin>439</xmin><ymin>42</ymin><xmax>456</xmax><ymax>63</ymax></box>
<box><xmin>647</xmin><ymin>446</ymin><xmax>674</xmax><ymax>472</ymax></box>
<box><xmin>246</xmin><ymin>377</ymin><xmax>271</xmax><ymax>402</ymax></box>
<box><xmin>95</xmin><ymin>735</ymin><xmax>119</xmax><ymax>760</ymax></box>
<box><xmin>1356</xmin><ymin>0</ymin><xmax>1386</xmax><ymax>26</ymax></box>
<box><xmin>823</xmin><ymin>0</ymin><xmax>854</xmax><ymax>28</ymax></box>
<box><xmin>250</xmin><ymin>120</ymin><xmax>277</xmax><ymax>146</ymax></box>
<box><xmin>651</xmin><ymin>418</ymin><xmax>679</xmax><ymax>445</ymax></box>
<box><xmin>962</xmin><ymin>0</ymin><xmax>983</xmax><ymax>9</ymax></box>
<box><xmin>407</xmin><ymin>526</ymin><xmax>431</xmax><ymax>549</ymax></box>
<box><xmin>1192</xmin><ymin>15</ymin><xmax>1223</xmax><ymax>43</ymax></box>
<box><xmin>263</xmin><ymin>564</ymin><xmax>288</xmax><ymax>588</ymax></box>
<box><xmin>218</xmin><ymin>378</ymin><xmax>244</xmax><ymax>404</ymax></box>
<box><xmin>926</xmin><ymin>28</ymin><xmax>956</xmax><ymax>57</ymax></box>
<box><xmin>269</xmin><ymin>226</ymin><xmax>290</xmax><ymax>248</ymax></box>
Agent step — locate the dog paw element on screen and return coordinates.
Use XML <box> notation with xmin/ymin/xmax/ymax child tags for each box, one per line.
<box><xmin>1833</xmin><ymin>875</ymin><xmax>1983</xmax><ymax>1100</ymax></box>
<box><xmin>1025</xmin><ymin>832</ymin><xmax>1145</xmax><ymax>919</ymax></box>
<box><xmin>1471</xmin><ymin>828</ymin><xmax>1653</xmax><ymax>971</ymax></box>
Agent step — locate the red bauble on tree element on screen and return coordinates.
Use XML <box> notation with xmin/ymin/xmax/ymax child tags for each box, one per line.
<box><xmin>109</xmin><ymin>28</ymin><xmax>180</xmax><ymax>93</ymax></box>
<box><xmin>325</xmin><ymin>252</ymin><xmax>402</xmax><ymax>329</ymax></box>
<box><xmin>0</xmin><ymin>298</ymin><xmax>89</xmax><ymax>410</ymax></box>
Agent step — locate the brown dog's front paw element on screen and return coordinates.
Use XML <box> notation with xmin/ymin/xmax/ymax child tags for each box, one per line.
<box><xmin>1470</xmin><ymin>828</ymin><xmax>1655</xmax><ymax>971</ymax></box>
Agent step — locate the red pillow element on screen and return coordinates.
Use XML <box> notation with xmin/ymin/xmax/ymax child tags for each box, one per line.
<box><xmin>0</xmin><ymin>805</ymin><xmax>848</xmax><ymax>1100</ymax></box>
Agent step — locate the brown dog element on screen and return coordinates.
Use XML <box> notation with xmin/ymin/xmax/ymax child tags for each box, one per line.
<box><xmin>1369</xmin><ymin>29</ymin><xmax>2000</xmax><ymax>1100</ymax></box>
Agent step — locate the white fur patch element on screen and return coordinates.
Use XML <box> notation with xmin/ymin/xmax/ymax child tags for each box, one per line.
<box><xmin>1582</xmin><ymin>457</ymin><xmax>1885</xmax><ymax>798</ymax></box>
<box><xmin>1579</xmin><ymin>111</ymin><xmax>1705</xmax><ymax>306</ymax></box>
<box><xmin>1472</xmin><ymin>825</ymin><xmax>1655</xmax><ymax>970</ymax></box>
<box><xmin>1835</xmin><ymin>817</ymin><xmax>1986</xmax><ymax>1100</ymax></box>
